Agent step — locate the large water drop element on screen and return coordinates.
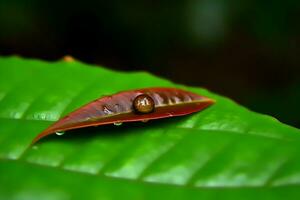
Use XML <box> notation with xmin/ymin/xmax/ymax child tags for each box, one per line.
<box><xmin>113</xmin><ymin>122</ymin><xmax>123</xmax><ymax>126</ymax></box>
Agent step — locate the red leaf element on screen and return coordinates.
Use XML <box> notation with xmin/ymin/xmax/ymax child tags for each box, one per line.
<box><xmin>32</xmin><ymin>88</ymin><xmax>215</xmax><ymax>143</ymax></box>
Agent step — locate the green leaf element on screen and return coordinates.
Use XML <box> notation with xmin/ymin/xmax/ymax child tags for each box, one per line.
<box><xmin>0</xmin><ymin>56</ymin><xmax>300</xmax><ymax>200</ymax></box>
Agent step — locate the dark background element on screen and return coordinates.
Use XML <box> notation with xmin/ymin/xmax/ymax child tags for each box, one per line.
<box><xmin>0</xmin><ymin>0</ymin><xmax>299</xmax><ymax>127</ymax></box>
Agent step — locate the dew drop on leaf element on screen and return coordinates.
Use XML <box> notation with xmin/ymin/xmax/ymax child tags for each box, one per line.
<box><xmin>32</xmin><ymin>145</ymin><xmax>38</xmax><ymax>150</ymax></box>
<box><xmin>113</xmin><ymin>122</ymin><xmax>123</xmax><ymax>126</ymax></box>
<box><xmin>55</xmin><ymin>131</ymin><xmax>65</xmax><ymax>136</ymax></box>
<box><xmin>103</xmin><ymin>106</ymin><xmax>113</xmax><ymax>115</ymax></box>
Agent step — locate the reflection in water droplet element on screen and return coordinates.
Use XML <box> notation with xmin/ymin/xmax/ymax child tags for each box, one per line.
<box><xmin>55</xmin><ymin>131</ymin><xmax>65</xmax><ymax>136</ymax></box>
<box><xmin>142</xmin><ymin>119</ymin><xmax>149</xmax><ymax>123</ymax></box>
<box><xmin>114</xmin><ymin>122</ymin><xmax>123</xmax><ymax>126</ymax></box>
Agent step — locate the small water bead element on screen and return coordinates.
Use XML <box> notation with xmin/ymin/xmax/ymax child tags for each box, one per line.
<box><xmin>32</xmin><ymin>145</ymin><xmax>39</xmax><ymax>150</ymax></box>
<box><xmin>55</xmin><ymin>131</ymin><xmax>65</xmax><ymax>136</ymax></box>
<box><xmin>103</xmin><ymin>106</ymin><xmax>113</xmax><ymax>115</ymax></box>
<box><xmin>142</xmin><ymin>119</ymin><xmax>149</xmax><ymax>123</ymax></box>
<box><xmin>113</xmin><ymin>122</ymin><xmax>123</xmax><ymax>126</ymax></box>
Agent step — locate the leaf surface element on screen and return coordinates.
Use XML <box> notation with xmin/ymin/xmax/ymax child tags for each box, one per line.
<box><xmin>0</xmin><ymin>57</ymin><xmax>300</xmax><ymax>200</ymax></box>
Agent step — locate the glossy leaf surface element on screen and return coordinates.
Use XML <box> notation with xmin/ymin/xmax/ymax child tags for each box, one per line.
<box><xmin>33</xmin><ymin>87</ymin><xmax>214</xmax><ymax>143</ymax></box>
<box><xmin>0</xmin><ymin>57</ymin><xmax>300</xmax><ymax>200</ymax></box>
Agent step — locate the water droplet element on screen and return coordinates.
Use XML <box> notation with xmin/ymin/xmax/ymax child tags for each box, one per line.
<box><xmin>114</xmin><ymin>122</ymin><xmax>123</xmax><ymax>126</ymax></box>
<box><xmin>103</xmin><ymin>106</ymin><xmax>113</xmax><ymax>115</ymax></box>
<box><xmin>142</xmin><ymin>119</ymin><xmax>149</xmax><ymax>123</ymax></box>
<box><xmin>55</xmin><ymin>131</ymin><xmax>65</xmax><ymax>136</ymax></box>
<box><xmin>32</xmin><ymin>145</ymin><xmax>38</xmax><ymax>150</ymax></box>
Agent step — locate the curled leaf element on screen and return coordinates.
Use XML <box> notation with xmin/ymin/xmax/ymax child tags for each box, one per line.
<box><xmin>32</xmin><ymin>87</ymin><xmax>215</xmax><ymax>143</ymax></box>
